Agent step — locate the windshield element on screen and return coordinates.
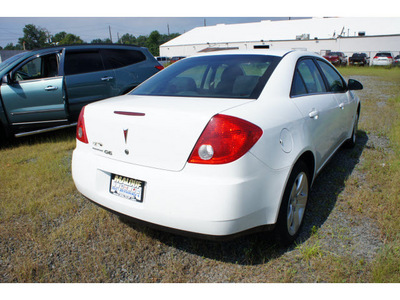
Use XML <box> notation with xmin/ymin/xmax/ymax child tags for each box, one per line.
<box><xmin>0</xmin><ymin>52</ymin><xmax>26</xmax><ymax>72</ymax></box>
<box><xmin>131</xmin><ymin>54</ymin><xmax>280</xmax><ymax>99</ymax></box>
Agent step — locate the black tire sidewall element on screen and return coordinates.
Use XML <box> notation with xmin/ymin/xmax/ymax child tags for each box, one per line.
<box><xmin>275</xmin><ymin>160</ymin><xmax>310</xmax><ymax>245</ymax></box>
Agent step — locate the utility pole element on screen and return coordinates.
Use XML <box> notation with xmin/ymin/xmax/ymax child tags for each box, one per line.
<box><xmin>167</xmin><ymin>24</ymin><xmax>170</xmax><ymax>35</ymax></box>
<box><xmin>109</xmin><ymin>26</ymin><xmax>113</xmax><ymax>43</ymax></box>
<box><xmin>204</xmin><ymin>18</ymin><xmax>206</xmax><ymax>26</ymax></box>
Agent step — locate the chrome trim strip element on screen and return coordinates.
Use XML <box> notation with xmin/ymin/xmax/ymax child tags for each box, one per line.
<box><xmin>12</xmin><ymin>119</ymin><xmax>68</xmax><ymax>125</ymax></box>
<box><xmin>14</xmin><ymin>123</ymin><xmax>77</xmax><ymax>138</ymax></box>
<box><xmin>11</xmin><ymin>108</ymin><xmax>65</xmax><ymax>116</ymax></box>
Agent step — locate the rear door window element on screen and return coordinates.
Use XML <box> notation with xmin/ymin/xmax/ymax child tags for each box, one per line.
<box><xmin>101</xmin><ymin>49</ymin><xmax>146</xmax><ymax>70</ymax></box>
<box><xmin>64</xmin><ymin>50</ymin><xmax>105</xmax><ymax>75</ymax></box>
<box><xmin>291</xmin><ymin>58</ymin><xmax>326</xmax><ymax>97</ymax></box>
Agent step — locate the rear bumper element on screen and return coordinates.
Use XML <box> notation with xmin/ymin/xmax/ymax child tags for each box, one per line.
<box><xmin>372</xmin><ymin>60</ymin><xmax>393</xmax><ymax>66</ymax></box>
<box><xmin>349</xmin><ymin>60</ymin><xmax>366</xmax><ymax>65</ymax></box>
<box><xmin>72</xmin><ymin>143</ymin><xmax>290</xmax><ymax>237</ymax></box>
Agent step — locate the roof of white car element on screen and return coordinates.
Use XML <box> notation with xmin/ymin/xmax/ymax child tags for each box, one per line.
<box><xmin>190</xmin><ymin>49</ymin><xmax>319</xmax><ymax>59</ymax></box>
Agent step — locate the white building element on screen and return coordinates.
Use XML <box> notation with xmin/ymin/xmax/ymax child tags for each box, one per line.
<box><xmin>160</xmin><ymin>17</ymin><xmax>400</xmax><ymax>60</ymax></box>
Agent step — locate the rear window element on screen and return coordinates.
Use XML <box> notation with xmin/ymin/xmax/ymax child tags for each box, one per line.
<box><xmin>131</xmin><ymin>55</ymin><xmax>280</xmax><ymax>99</ymax></box>
<box><xmin>376</xmin><ymin>52</ymin><xmax>392</xmax><ymax>57</ymax></box>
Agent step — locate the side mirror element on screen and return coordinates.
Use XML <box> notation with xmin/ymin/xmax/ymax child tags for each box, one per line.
<box><xmin>348</xmin><ymin>79</ymin><xmax>363</xmax><ymax>91</ymax></box>
<box><xmin>2</xmin><ymin>73</ymin><xmax>14</xmax><ymax>85</ymax></box>
<box><xmin>1</xmin><ymin>75</ymin><xmax>8</xmax><ymax>85</ymax></box>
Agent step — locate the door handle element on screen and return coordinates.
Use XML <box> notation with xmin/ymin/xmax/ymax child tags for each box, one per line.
<box><xmin>45</xmin><ymin>86</ymin><xmax>58</xmax><ymax>91</ymax></box>
<box><xmin>101</xmin><ymin>76</ymin><xmax>114</xmax><ymax>82</ymax></box>
<box><xmin>309</xmin><ymin>109</ymin><xmax>319</xmax><ymax>120</ymax></box>
<box><xmin>339</xmin><ymin>103</ymin><xmax>345</xmax><ymax>110</ymax></box>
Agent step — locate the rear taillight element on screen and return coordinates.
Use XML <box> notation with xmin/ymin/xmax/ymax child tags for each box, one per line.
<box><xmin>76</xmin><ymin>106</ymin><xmax>88</xmax><ymax>144</ymax></box>
<box><xmin>155</xmin><ymin>65</ymin><xmax>164</xmax><ymax>71</ymax></box>
<box><xmin>373</xmin><ymin>56</ymin><xmax>378</xmax><ymax>59</ymax></box>
<box><xmin>388</xmin><ymin>56</ymin><xmax>393</xmax><ymax>59</ymax></box>
<box><xmin>188</xmin><ymin>114</ymin><xmax>263</xmax><ymax>165</ymax></box>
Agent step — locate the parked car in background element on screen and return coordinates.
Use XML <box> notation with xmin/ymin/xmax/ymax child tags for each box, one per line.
<box><xmin>394</xmin><ymin>55</ymin><xmax>400</xmax><ymax>67</ymax></box>
<box><xmin>72</xmin><ymin>50</ymin><xmax>362</xmax><ymax>244</ymax></box>
<box><xmin>170</xmin><ymin>56</ymin><xmax>186</xmax><ymax>64</ymax></box>
<box><xmin>349</xmin><ymin>53</ymin><xmax>370</xmax><ymax>66</ymax></box>
<box><xmin>371</xmin><ymin>52</ymin><xmax>394</xmax><ymax>66</ymax></box>
<box><xmin>0</xmin><ymin>44</ymin><xmax>163</xmax><ymax>141</ymax></box>
<box><xmin>323</xmin><ymin>52</ymin><xmax>347</xmax><ymax>66</ymax></box>
<box><xmin>156</xmin><ymin>56</ymin><xmax>171</xmax><ymax>67</ymax></box>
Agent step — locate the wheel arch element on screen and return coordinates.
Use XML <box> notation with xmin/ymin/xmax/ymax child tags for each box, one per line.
<box><xmin>0</xmin><ymin>101</ymin><xmax>12</xmax><ymax>141</ymax></box>
<box><xmin>296</xmin><ymin>150</ymin><xmax>316</xmax><ymax>186</ymax></box>
<box><xmin>273</xmin><ymin>149</ymin><xmax>315</xmax><ymax>223</ymax></box>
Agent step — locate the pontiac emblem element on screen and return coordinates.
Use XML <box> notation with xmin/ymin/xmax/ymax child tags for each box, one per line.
<box><xmin>123</xmin><ymin>129</ymin><xmax>128</xmax><ymax>144</ymax></box>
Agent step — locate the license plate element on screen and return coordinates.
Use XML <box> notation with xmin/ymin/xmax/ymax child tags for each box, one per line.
<box><xmin>110</xmin><ymin>174</ymin><xmax>145</xmax><ymax>202</ymax></box>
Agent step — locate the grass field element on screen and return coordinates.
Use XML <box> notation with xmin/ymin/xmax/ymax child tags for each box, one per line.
<box><xmin>0</xmin><ymin>66</ymin><xmax>399</xmax><ymax>283</ymax></box>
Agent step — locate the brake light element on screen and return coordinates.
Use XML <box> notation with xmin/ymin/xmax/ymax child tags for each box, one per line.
<box><xmin>388</xmin><ymin>56</ymin><xmax>393</xmax><ymax>59</ymax></box>
<box><xmin>374</xmin><ymin>56</ymin><xmax>378</xmax><ymax>59</ymax></box>
<box><xmin>76</xmin><ymin>106</ymin><xmax>88</xmax><ymax>144</ymax></box>
<box><xmin>188</xmin><ymin>114</ymin><xmax>263</xmax><ymax>164</ymax></box>
<box><xmin>155</xmin><ymin>65</ymin><xmax>164</xmax><ymax>71</ymax></box>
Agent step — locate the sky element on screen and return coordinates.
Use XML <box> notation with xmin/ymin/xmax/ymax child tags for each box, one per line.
<box><xmin>0</xmin><ymin>0</ymin><xmax>396</xmax><ymax>48</ymax></box>
<box><xmin>0</xmin><ymin>17</ymin><xmax>296</xmax><ymax>48</ymax></box>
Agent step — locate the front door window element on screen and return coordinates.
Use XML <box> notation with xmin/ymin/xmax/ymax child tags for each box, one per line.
<box><xmin>14</xmin><ymin>54</ymin><xmax>58</xmax><ymax>82</ymax></box>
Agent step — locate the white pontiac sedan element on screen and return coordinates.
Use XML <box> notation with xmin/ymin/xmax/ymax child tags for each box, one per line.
<box><xmin>72</xmin><ymin>50</ymin><xmax>362</xmax><ymax>244</ymax></box>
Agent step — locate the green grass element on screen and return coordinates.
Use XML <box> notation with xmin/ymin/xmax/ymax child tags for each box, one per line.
<box><xmin>338</xmin><ymin>66</ymin><xmax>400</xmax><ymax>282</ymax></box>
<box><xmin>0</xmin><ymin>67</ymin><xmax>399</xmax><ymax>282</ymax></box>
<box><xmin>369</xmin><ymin>95</ymin><xmax>400</xmax><ymax>282</ymax></box>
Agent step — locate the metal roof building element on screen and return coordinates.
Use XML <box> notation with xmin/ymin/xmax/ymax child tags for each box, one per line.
<box><xmin>160</xmin><ymin>17</ymin><xmax>400</xmax><ymax>59</ymax></box>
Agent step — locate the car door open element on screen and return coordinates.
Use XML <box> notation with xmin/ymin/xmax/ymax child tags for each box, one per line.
<box><xmin>1</xmin><ymin>52</ymin><xmax>67</xmax><ymax>125</ymax></box>
<box><xmin>63</xmin><ymin>49</ymin><xmax>116</xmax><ymax>121</ymax></box>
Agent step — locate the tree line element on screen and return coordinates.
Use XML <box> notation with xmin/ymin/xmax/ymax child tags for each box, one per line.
<box><xmin>0</xmin><ymin>24</ymin><xmax>180</xmax><ymax>56</ymax></box>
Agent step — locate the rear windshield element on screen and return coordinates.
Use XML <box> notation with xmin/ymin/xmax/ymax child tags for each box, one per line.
<box><xmin>376</xmin><ymin>53</ymin><xmax>392</xmax><ymax>57</ymax></box>
<box><xmin>130</xmin><ymin>54</ymin><xmax>281</xmax><ymax>99</ymax></box>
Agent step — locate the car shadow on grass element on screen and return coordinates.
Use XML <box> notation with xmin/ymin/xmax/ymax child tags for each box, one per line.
<box><xmin>120</xmin><ymin>130</ymin><xmax>369</xmax><ymax>266</ymax></box>
<box><xmin>0</xmin><ymin>127</ymin><xmax>76</xmax><ymax>150</ymax></box>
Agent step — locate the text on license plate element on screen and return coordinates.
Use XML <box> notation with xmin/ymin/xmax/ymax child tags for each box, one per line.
<box><xmin>110</xmin><ymin>174</ymin><xmax>145</xmax><ymax>202</ymax></box>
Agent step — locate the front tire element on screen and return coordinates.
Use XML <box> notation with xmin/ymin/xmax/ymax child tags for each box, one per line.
<box><xmin>275</xmin><ymin>161</ymin><xmax>310</xmax><ymax>245</ymax></box>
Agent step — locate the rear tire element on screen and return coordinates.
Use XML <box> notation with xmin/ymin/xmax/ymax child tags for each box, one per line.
<box><xmin>0</xmin><ymin>125</ymin><xmax>7</xmax><ymax>148</ymax></box>
<box><xmin>275</xmin><ymin>161</ymin><xmax>310</xmax><ymax>245</ymax></box>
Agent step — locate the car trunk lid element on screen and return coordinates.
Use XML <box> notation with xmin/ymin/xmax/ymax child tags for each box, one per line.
<box><xmin>84</xmin><ymin>95</ymin><xmax>252</xmax><ymax>171</ymax></box>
